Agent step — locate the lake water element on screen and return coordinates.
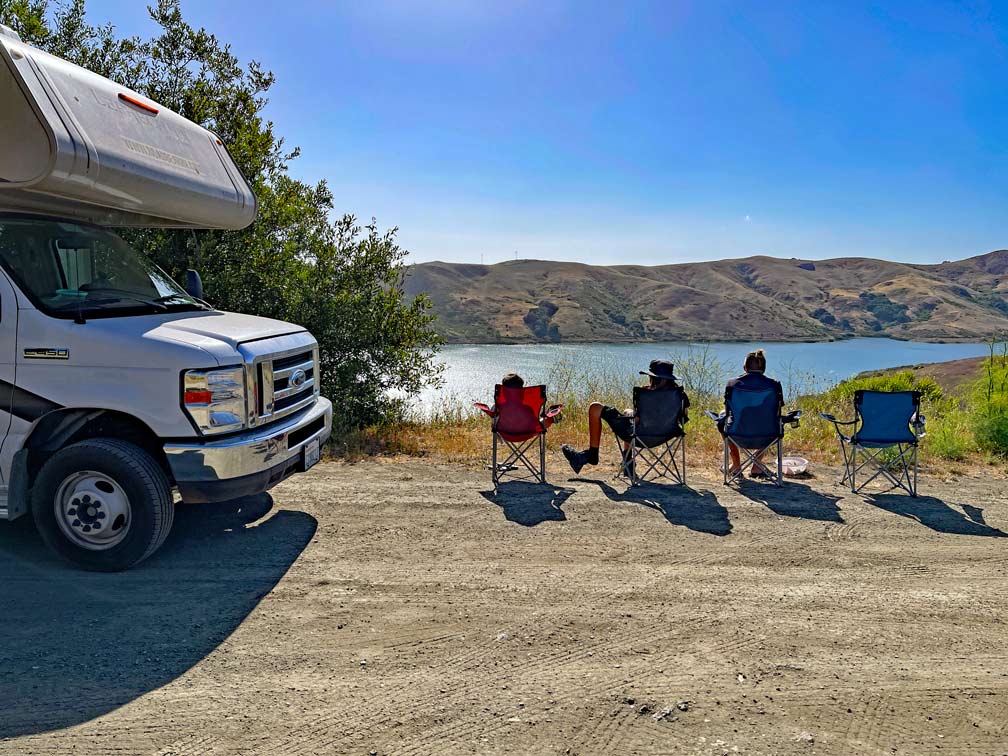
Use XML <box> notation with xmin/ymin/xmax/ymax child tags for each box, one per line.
<box><xmin>413</xmin><ymin>339</ymin><xmax>991</xmax><ymax>414</ymax></box>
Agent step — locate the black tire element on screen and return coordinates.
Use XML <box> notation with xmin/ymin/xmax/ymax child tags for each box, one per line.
<box><xmin>31</xmin><ymin>438</ymin><xmax>174</xmax><ymax>572</ymax></box>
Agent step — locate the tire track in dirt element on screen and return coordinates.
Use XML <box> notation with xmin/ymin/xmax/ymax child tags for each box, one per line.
<box><xmin>825</xmin><ymin>521</ymin><xmax>861</xmax><ymax>541</ymax></box>
<box><xmin>389</xmin><ymin>712</ymin><xmax>519</xmax><ymax>756</ymax></box>
<box><xmin>262</xmin><ymin>621</ymin><xmax>687</xmax><ymax>755</ymax></box>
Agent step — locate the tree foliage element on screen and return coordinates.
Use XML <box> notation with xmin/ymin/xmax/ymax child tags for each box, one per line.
<box><xmin>0</xmin><ymin>0</ymin><xmax>442</xmax><ymax>429</ymax></box>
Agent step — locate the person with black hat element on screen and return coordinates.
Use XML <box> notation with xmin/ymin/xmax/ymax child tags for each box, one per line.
<box><xmin>561</xmin><ymin>359</ymin><xmax>688</xmax><ymax>473</ymax></box>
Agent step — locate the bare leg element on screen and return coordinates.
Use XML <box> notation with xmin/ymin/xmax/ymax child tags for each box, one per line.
<box><xmin>588</xmin><ymin>402</ymin><xmax>604</xmax><ymax>448</ymax></box>
<box><xmin>561</xmin><ymin>403</ymin><xmax>607</xmax><ymax>472</ymax></box>
<box><xmin>727</xmin><ymin>440</ymin><xmax>742</xmax><ymax>474</ymax></box>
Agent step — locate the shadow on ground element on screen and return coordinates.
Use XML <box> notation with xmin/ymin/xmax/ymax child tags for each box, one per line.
<box><xmin>481</xmin><ymin>482</ymin><xmax>575</xmax><ymax>526</ymax></box>
<box><xmin>868</xmin><ymin>494</ymin><xmax>1007</xmax><ymax>537</ymax></box>
<box><xmin>577</xmin><ymin>478</ymin><xmax>732</xmax><ymax>536</ymax></box>
<box><xmin>735</xmin><ymin>480</ymin><xmax>844</xmax><ymax>522</ymax></box>
<box><xmin>0</xmin><ymin>495</ymin><xmax>316</xmax><ymax>738</ymax></box>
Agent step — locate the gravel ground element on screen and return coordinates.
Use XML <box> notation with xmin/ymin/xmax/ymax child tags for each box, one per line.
<box><xmin>1</xmin><ymin>457</ymin><xmax>1006</xmax><ymax>756</ymax></box>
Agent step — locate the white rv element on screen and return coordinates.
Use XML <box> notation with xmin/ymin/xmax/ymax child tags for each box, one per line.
<box><xmin>0</xmin><ymin>25</ymin><xmax>332</xmax><ymax>570</ymax></box>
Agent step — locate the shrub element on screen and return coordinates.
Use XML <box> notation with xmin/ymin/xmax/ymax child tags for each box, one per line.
<box><xmin>968</xmin><ymin>342</ymin><xmax>1008</xmax><ymax>455</ymax></box>
<box><xmin>925</xmin><ymin>400</ymin><xmax>973</xmax><ymax>461</ymax></box>
<box><xmin>822</xmin><ymin>370</ymin><xmax>943</xmax><ymax>404</ymax></box>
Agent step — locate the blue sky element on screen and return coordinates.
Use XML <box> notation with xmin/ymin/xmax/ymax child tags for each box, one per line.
<box><xmin>85</xmin><ymin>1</ymin><xmax>1007</xmax><ymax>265</ymax></box>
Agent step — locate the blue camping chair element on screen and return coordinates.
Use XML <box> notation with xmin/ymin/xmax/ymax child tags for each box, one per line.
<box><xmin>616</xmin><ymin>385</ymin><xmax>689</xmax><ymax>486</ymax></box>
<box><xmin>705</xmin><ymin>386</ymin><xmax>801</xmax><ymax>487</ymax></box>
<box><xmin>820</xmin><ymin>390</ymin><xmax>926</xmax><ymax>497</ymax></box>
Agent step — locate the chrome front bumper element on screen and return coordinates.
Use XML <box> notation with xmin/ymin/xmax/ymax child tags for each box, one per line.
<box><xmin>164</xmin><ymin>397</ymin><xmax>332</xmax><ymax>503</ymax></box>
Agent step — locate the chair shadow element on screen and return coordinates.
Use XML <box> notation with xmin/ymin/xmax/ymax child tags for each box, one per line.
<box><xmin>480</xmin><ymin>481</ymin><xmax>575</xmax><ymax>526</ymax></box>
<box><xmin>734</xmin><ymin>479</ymin><xmax>844</xmax><ymax>523</ymax></box>
<box><xmin>0</xmin><ymin>494</ymin><xmax>317</xmax><ymax>738</ymax></box>
<box><xmin>576</xmin><ymin>478</ymin><xmax>732</xmax><ymax>536</ymax></box>
<box><xmin>867</xmin><ymin>494</ymin><xmax>1007</xmax><ymax>537</ymax></box>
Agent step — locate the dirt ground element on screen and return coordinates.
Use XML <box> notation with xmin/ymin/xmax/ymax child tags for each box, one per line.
<box><xmin>1</xmin><ymin>456</ymin><xmax>1006</xmax><ymax>756</ymax></box>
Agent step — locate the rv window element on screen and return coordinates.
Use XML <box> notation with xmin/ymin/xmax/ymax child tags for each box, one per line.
<box><xmin>0</xmin><ymin>216</ymin><xmax>209</xmax><ymax>319</ymax></box>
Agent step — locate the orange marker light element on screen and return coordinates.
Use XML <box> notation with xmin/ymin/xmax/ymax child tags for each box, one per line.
<box><xmin>118</xmin><ymin>92</ymin><xmax>159</xmax><ymax>114</ymax></box>
<box><xmin>184</xmin><ymin>389</ymin><xmax>212</xmax><ymax>405</ymax></box>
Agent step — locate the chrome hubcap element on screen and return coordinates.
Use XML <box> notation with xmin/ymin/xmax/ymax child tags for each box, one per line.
<box><xmin>54</xmin><ymin>471</ymin><xmax>131</xmax><ymax>550</ymax></box>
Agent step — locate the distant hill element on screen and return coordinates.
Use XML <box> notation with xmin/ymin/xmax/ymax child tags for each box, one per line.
<box><xmin>403</xmin><ymin>251</ymin><xmax>1008</xmax><ymax>343</ymax></box>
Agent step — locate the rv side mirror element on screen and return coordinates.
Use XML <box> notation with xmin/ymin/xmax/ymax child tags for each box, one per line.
<box><xmin>185</xmin><ymin>269</ymin><xmax>204</xmax><ymax>300</ymax></box>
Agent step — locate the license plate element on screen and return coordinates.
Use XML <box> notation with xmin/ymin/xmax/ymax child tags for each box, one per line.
<box><xmin>302</xmin><ymin>438</ymin><xmax>320</xmax><ymax>471</ymax></box>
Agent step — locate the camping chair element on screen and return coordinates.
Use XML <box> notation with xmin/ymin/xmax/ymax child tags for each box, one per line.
<box><xmin>475</xmin><ymin>385</ymin><xmax>562</xmax><ymax>489</ymax></box>
<box><xmin>705</xmin><ymin>386</ymin><xmax>802</xmax><ymax>487</ymax></box>
<box><xmin>616</xmin><ymin>386</ymin><xmax>689</xmax><ymax>486</ymax></box>
<box><xmin>820</xmin><ymin>390</ymin><xmax>925</xmax><ymax>497</ymax></box>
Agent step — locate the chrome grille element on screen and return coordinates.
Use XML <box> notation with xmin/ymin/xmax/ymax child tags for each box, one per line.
<box><xmin>253</xmin><ymin>345</ymin><xmax>319</xmax><ymax>426</ymax></box>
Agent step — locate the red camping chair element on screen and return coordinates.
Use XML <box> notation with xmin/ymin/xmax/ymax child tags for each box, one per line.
<box><xmin>475</xmin><ymin>385</ymin><xmax>562</xmax><ymax>488</ymax></box>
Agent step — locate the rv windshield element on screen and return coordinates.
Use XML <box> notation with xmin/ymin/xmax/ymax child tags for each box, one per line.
<box><xmin>0</xmin><ymin>216</ymin><xmax>208</xmax><ymax>319</ymax></box>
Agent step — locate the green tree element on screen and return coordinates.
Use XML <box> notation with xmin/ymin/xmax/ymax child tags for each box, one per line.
<box><xmin>0</xmin><ymin>0</ymin><xmax>441</xmax><ymax>428</ymax></box>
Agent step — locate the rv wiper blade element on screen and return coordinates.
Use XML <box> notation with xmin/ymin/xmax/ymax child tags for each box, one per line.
<box><xmin>84</xmin><ymin>294</ymin><xmax>168</xmax><ymax>311</ymax></box>
<box><xmin>153</xmin><ymin>294</ymin><xmax>211</xmax><ymax>310</ymax></box>
<box><xmin>78</xmin><ymin>287</ymin><xmax>171</xmax><ymax>311</ymax></box>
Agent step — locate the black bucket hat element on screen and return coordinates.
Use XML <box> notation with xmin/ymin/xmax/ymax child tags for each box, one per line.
<box><xmin>640</xmin><ymin>359</ymin><xmax>678</xmax><ymax>382</ymax></box>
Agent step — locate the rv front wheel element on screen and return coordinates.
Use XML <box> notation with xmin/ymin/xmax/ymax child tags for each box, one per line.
<box><xmin>32</xmin><ymin>439</ymin><xmax>174</xmax><ymax>571</ymax></box>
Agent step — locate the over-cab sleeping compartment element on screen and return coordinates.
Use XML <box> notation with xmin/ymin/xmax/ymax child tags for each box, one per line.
<box><xmin>0</xmin><ymin>26</ymin><xmax>256</xmax><ymax>229</ymax></box>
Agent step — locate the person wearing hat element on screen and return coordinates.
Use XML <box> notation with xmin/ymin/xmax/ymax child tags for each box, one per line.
<box><xmin>561</xmin><ymin>359</ymin><xmax>688</xmax><ymax>473</ymax></box>
<box><xmin>720</xmin><ymin>349</ymin><xmax>784</xmax><ymax>478</ymax></box>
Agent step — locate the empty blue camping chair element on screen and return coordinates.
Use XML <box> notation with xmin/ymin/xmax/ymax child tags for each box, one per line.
<box><xmin>820</xmin><ymin>390</ymin><xmax>926</xmax><ymax>497</ymax></box>
<box><xmin>617</xmin><ymin>385</ymin><xmax>689</xmax><ymax>486</ymax></box>
<box><xmin>705</xmin><ymin>386</ymin><xmax>801</xmax><ymax>487</ymax></box>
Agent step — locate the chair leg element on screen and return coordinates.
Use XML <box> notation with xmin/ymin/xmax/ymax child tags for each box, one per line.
<box><xmin>723</xmin><ymin>438</ymin><xmax>729</xmax><ymax>486</ymax></box>
<box><xmin>629</xmin><ymin>438</ymin><xmax>636</xmax><ymax>486</ymax></box>
<box><xmin>681</xmin><ymin>436</ymin><xmax>686</xmax><ymax>486</ymax></box>
<box><xmin>492</xmin><ymin>432</ymin><xmax>499</xmax><ymax>490</ymax></box>
<box><xmin>539</xmin><ymin>434</ymin><xmax>546</xmax><ymax>484</ymax></box>
<box><xmin>776</xmin><ymin>439</ymin><xmax>783</xmax><ymax>487</ymax></box>
<box><xmin>850</xmin><ymin>444</ymin><xmax>856</xmax><ymax>493</ymax></box>
<box><xmin>912</xmin><ymin>443</ymin><xmax>918</xmax><ymax>497</ymax></box>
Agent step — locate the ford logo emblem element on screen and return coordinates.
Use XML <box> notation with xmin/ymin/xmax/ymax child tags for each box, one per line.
<box><xmin>290</xmin><ymin>368</ymin><xmax>308</xmax><ymax>389</ymax></box>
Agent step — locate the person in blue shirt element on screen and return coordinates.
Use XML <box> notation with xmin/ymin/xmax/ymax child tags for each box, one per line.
<box><xmin>720</xmin><ymin>349</ymin><xmax>784</xmax><ymax>478</ymax></box>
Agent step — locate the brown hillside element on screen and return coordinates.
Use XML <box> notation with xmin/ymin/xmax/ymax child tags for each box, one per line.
<box><xmin>403</xmin><ymin>251</ymin><xmax>1008</xmax><ymax>343</ymax></box>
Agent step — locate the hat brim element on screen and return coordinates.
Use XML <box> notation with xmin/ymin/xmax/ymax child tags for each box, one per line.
<box><xmin>639</xmin><ymin>370</ymin><xmax>679</xmax><ymax>381</ymax></box>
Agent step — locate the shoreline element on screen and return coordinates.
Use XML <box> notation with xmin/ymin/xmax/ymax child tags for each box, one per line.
<box><xmin>438</xmin><ymin>335</ymin><xmax>990</xmax><ymax>347</ymax></box>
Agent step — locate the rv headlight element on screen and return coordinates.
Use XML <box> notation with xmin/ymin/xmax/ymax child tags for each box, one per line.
<box><xmin>182</xmin><ymin>366</ymin><xmax>248</xmax><ymax>435</ymax></box>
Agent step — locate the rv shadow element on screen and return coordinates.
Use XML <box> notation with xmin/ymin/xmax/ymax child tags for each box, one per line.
<box><xmin>0</xmin><ymin>494</ymin><xmax>316</xmax><ymax>739</ymax></box>
<box><xmin>867</xmin><ymin>494</ymin><xmax>1007</xmax><ymax>537</ymax></box>
<box><xmin>735</xmin><ymin>480</ymin><xmax>844</xmax><ymax>523</ymax></box>
<box><xmin>481</xmin><ymin>481</ymin><xmax>575</xmax><ymax>526</ymax></box>
<box><xmin>579</xmin><ymin>479</ymin><xmax>732</xmax><ymax>536</ymax></box>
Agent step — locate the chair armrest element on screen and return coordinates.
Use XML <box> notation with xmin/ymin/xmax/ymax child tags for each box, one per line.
<box><xmin>819</xmin><ymin>413</ymin><xmax>856</xmax><ymax>425</ymax></box>
<box><xmin>704</xmin><ymin>410</ymin><xmax>726</xmax><ymax>422</ymax></box>
<box><xmin>782</xmin><ymin>410</ymin><xmax>802</xmax><ymax>427</ymax></box>
<box><xmin>473</xmin><ymin>402</ymin><xmax>495</xmax><ymax>417</ymax></box>
<box><xmin>545</xmin><ymin>404</ymin><xmax>564</xmax><ymax>419</ymax></box>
